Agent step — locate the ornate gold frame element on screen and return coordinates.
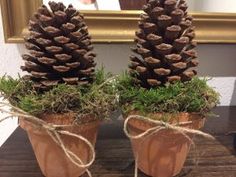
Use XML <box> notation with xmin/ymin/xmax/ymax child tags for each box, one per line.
<box><xmin>1</xmin><ymin>0</ymin><xmax>236</xmax><ymax>43</ymax></box>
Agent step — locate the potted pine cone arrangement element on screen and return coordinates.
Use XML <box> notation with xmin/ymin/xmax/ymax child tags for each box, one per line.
<box><xmin>0</xmin><ymin>2</ymin><xmax>116</xmax><ymax>177</ymax></box>
<box><xmin>116</xmin><ymin>0</ymin><xmax>220</xmax><ymax>177</ymax></box>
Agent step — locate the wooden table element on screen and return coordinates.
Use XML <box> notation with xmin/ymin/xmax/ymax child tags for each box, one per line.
<box><xmin>0</xmin><ymin>107</ymin><xmax>236</xmax><ymax>177</ymax></box>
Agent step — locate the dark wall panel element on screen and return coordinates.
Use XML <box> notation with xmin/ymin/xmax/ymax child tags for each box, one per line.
<box><xmin>94</xmin><ymin>44</ymin><xmax>236</xmax><ymax>77</ymax></box>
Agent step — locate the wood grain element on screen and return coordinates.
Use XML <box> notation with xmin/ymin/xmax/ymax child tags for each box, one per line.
<box><xmin>0</xmin><ymin>107</ymin><xmax>236</xmax><ymax>177</ymax></box>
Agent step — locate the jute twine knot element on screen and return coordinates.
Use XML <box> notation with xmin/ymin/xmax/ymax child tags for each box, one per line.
<box><xmin>0</xmin><ymin>102</ymin><xmax>95</xmax><ymax>177</ymax></box>
<box><xmin>124</xmin><ymin>115</ymin><xmax>215</xmax><ymax>177</ymax></box>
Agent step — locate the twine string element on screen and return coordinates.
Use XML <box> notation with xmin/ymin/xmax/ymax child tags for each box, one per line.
<box><xmin>124</xmin><ymin>115</ymin><xmax>215</xmax><ymax>177</ymax></box>
<box><xmin>0</xmin><ymin>102</ymin><xmax>95</xmax><ymax>177</ymax></box>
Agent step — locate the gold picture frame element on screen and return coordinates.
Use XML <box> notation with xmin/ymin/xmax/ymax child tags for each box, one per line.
<box><xmin>1</xmin><ymin>0</ymin><xmax>236</xmax><ymax>43</ymax></box>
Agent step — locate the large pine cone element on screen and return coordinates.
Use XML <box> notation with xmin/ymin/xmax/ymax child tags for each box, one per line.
<box><xmin>129</xmin><ymin>0</ymin><xmax>198</xmax><ymax>88</ymax></box>
<box><xmin>21</xmin><ymin>1</ymin><xmax>96</xmax><ymax>90</ymax></box>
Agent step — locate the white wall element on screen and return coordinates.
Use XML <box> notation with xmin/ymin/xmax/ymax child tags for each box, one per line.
<box><xmin>0</xmin><ymin>9</ymin><xmax>20</xmax><ymax>146</ymax></box>
<box><xmin>201</xmin><ymin>0</ymin><xmax>236</xmax><ymax>13</ymax></box>
<box><xmin>186</xmin><ymin>0</ymin><xmax>195</xmax><ymax>11</ymax></box>
<box><xmin>187</xmin><ymin>0</ymin><xmax>236</xmax><ymax>13</ymax></box>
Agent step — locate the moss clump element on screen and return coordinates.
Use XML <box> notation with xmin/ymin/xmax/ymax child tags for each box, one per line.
<box><xmin>0</xmin><ymin>69</ymin><xmax>116</xmax><ymax>121</ymax></box>
<box><xmin>116</xmin><ymin>72</ymin><xmax>220</xmax><ymax>117</ymax></box>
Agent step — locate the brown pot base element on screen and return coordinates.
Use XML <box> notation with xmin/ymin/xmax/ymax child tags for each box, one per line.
<box><xmin>127</xmin><ymin>113</ymin><xmax>205</xmax><ymax>177</ymax></box>
<box><xmin>20</xmin><ymin>114</ymin><xmax>100</xmax><ymax>177</ymax></box>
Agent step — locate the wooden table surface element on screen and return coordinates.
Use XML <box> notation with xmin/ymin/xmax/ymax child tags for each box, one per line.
<box><xmin>0</xmin><ymin>107</ymin><xmax>236</xmax><ymax>177</ymax></box>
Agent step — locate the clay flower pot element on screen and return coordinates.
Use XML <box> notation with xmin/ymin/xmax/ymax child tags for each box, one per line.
<box><xmin>127</xmin><ymin>113</ymin><xmax>205</xmax><ymax>177</ymax></box>
<box><xmin>19</xmin><ymin>113</ymin><xmax>100</xmax><ymax>177</ymax></box>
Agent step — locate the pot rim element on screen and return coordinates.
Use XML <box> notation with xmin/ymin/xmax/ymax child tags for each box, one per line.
<box><xmin>125</xmin><ymin>112</ymin><xmax>205</xmax><ymax>132</ymax></box>
<box><xmin>19</xmin><ymin>116</ymin><xmax>101</xmax><ymax>135</ymax></box>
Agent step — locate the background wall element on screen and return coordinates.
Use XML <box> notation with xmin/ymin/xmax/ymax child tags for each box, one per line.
<box><xmin>0</xmin><ymin>8</ymin><xmax>22</xmax><ymax>147</ymax></box>
<box><xmin>1</xmin><ymin>6</ymin><xmax>236</xmax><ymax>146</ymax></box>
<box><xmin>187</xmin><ymin>0</ymin><xmax>236</xmax><ymax>13</ymax></box>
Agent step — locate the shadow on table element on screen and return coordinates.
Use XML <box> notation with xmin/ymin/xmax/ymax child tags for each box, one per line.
<box><xmin>202</xmin><ymin>79</ymin><xmax>236</xmax><ymax>157</ymax></box>
<box><xmin>230</xmin><ymin>80</ymin><xmax>236</xmax><ymax>150</ymax></box>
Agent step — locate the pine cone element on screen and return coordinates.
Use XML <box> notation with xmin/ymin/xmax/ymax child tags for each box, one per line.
<box><xmin>129</xmin><ymin>0</ymin><xmax>198</xmax><ymax>88</ymax></box>
<box><xmin>21</xmin><ymin>1</ymin><xmax>96</xmax><ymax>90</ymax></box>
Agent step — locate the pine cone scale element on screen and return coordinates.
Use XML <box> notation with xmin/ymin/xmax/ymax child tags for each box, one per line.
<box><xmin>130</xmin><ymin>0</ymin><xmax>198</xmax><ymax>88</ymax></box>
<box><xmin>21</xmin><ymin>2</ymin><xmax>96</xmax><ymax>91</ymax></box>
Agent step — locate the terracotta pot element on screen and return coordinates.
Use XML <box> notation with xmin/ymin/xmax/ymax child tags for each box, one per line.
<box><xmin>19</xmin><ymin>113</ymin><xmax>100</xmax><ymax>177</ymax></box>
<box><xmin>127</xmin><ymin>113</ymin><xmax>205</xmax><ymax>177</ymax></box>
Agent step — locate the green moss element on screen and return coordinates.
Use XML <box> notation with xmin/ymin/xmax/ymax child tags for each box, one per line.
<box><xmin>0</xmin><ymin>70</ymin><xmax>220</xmax><ymax>121</ymax></box>
<box><xmin>116</xmin><ymin>72</ymin><xmax>220</xmax><ymax>117</ymax></box>
<box><xmin>0</xmin><ymin>75</ymin><xmax>34</xmax><ymax>105</ymax></box>
<box><xmin>0</xmin><ymin>69</ymin><xmax>117</xmax><ymax>121</ymax></box>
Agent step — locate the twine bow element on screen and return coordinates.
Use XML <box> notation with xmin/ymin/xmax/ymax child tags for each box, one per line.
<box><xmin>124</xmin><ymin>115</ymin><xmax>215</xmax><ymax>177</ymax></box>
<box><xmin>0</xmin><ymin>102</ymin><xmax>95</xmax><ymax>177</ymax></box>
